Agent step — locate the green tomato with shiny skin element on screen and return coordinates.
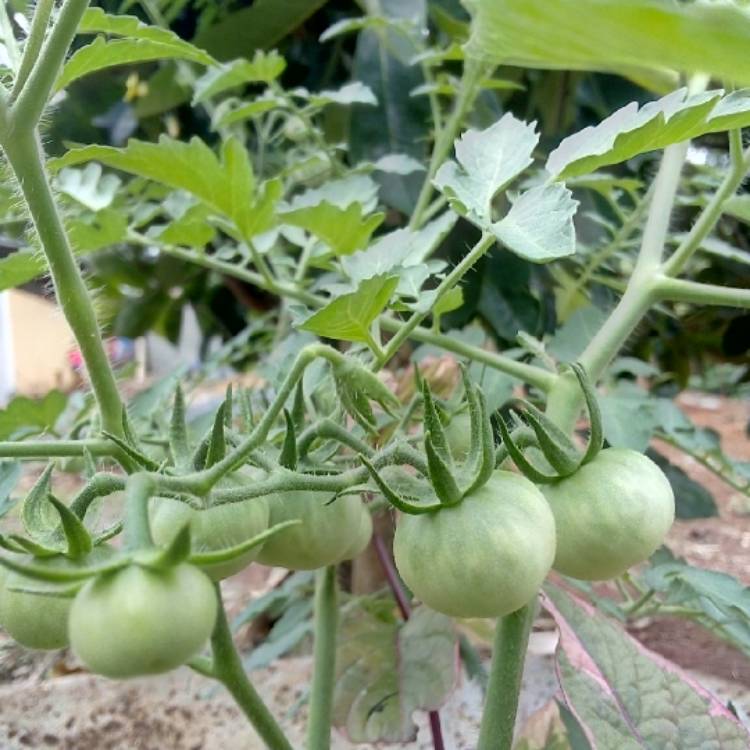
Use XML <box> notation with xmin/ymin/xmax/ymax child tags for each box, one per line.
<box><xmin>542</xmin><ymin>448</ymin><xmax>675</xmax><ymax>581</ymax></box>
<box><xmin>445</xmin><ymin>410</ymin><xmax>472</xmax><ymax>462</ymax></box>
<box><xmin>394</xmin><ymin>471</ymin><xmax>556</xmax><ymax>618</ymax></box>
<box><xmin>150</xmin><ymin>495</ymin><xmax>269</xmax><ymax>580</ymax></box>
<box><xmin>255</xmin><ymin>492</ymin><xmax>372</xmax><ymax>570</ymax></box>
<box><xmin>69</xmin><ymin>563</ymin><xmax>217</xmax><ymax>678</ymax></box>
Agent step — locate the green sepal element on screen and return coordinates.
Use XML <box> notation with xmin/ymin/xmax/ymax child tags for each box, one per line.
<box><xmin>509</xmin><ymin>399</ymin><xmax>581</xmax><ymax>476</ymax></box>
<box><xmin>421</xmin><ymin>379</ymin><xmax>451</xmax><ymax>464</ymax></box>
<box><xmin>189</xmin><ymin>519</ymin><xmax>302</xmax><ymax>567</ymax></box>
<box><xmin>205</xmin><ymin>402</ymin><xmax>227</xmax><ymax>468</ymax></box>
<box><xmin>570</xmin><ymin>362</ymin><xmax>604</xmax><ymax>465</ymax></box>
<box><xmin>494</xmin><ymin>425</ymin><xmax>539</xmax><ymax>467</ymax></box>
<box><xmin>339</xmin><ymin>383</ymin><xmax>378</xmax><ymax>433</ymax></box>
<box><xmin>121</xmin><ymin>407</ymin><xmax>139</xmax><ymax>448</ymax></box>
<box><xmin>359</xmin><ymin>455</ymin><xmax>442</xmax><ymax>515</ymax></box>
<box><xmin>169</xmin><ymin>385</ymin><xmax>191</xmax><ymax>471</ymax></box>
<box><xmin>224</xmin><ymin>384</ymin><xmax>234</xmax><ymax>428</ymax></box>
<box><xmin>47</xmin><ymin>494</ymin><xmax>93</xmax><ymax>560</ymax></box>
<box><xmin>102</xmin><ymin>431</ymin><xmax>161</xmax><ymax>471</ymax></box>
<box><xmin>292</xmin><ymin>380</ymin><xmax>306</xmax><ymax>431</ymax></box>
<box><xmin>279</xmin><ymin>409</ymin><xmax>298</xmax><ymax>470</ymax></box>
<box><xmin>192</xmin><ymin>429</ymin><xmax>211</xmax><ymax>471</ymax></box>
<box><xmin>240</xmin><ymin>388</ymin><xmax>254</xmax><ymax>431</ymax></box>
<box><xmin>21</xmin><ymin>464</ymin><xmax>57</xmax><ymax>543</ymax></box>
<box><xmin>5</xmin><ymin>534</ymin><xmax>59</xmax><ymax>557</ymax></box>
<box><xmin>425</xmin><ymin>433</ymin><xmax>463</xmax><ymax>506</ymax></box>
<box><xmin>496</xmin><ymin>415</ymin><xmax>560</xmax><ymax>484</ymax></box>
<box><xmin>0</xmin><ymin>534</ymin><xmax>32</xmax><ymax>554</ymax></box>
<box><xmin>137</xmin><ymin>521</ymin><xmax>192</xmax><ymax>570</ymax></box>
<box><xmin>462</xmin><ymin>386</ymin><xmax>495</xmax><ymax>496</ymax></box>
<box><xmin>0</xmin><ymin>552</ymin><xmax>127</xmax><ymax>582</ymax></box>
<box><xmin>91</xmin><ymin>521</ymin><xmax>123</xmax><ymax>547</ymax></box>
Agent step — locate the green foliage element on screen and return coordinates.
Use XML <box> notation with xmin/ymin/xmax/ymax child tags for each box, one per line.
<box><xmin>468</xmin><ymin>0</ymin><xmax>750</xmax><ymax>86</ymax></box>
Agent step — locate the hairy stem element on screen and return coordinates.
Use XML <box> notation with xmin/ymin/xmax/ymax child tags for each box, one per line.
<box><xmin>0</xmin><ymin>439</ymin><xmax>115</xmax><ymax>459</ymax></box>
<box><xmin>11</xmin><ymin>0</ymin><xmax>55</xmax><ymax>101</ymax></box>
<box><xmin>656</xmin><ymin>276</ymin><xmax>750</xmax><ymax>308</ymax></box>
<box><xmin>376</xmin><ymin>233</ymin><xmax>495</xmax><ymax>369</ymax></box>
<box><xmin>123</xmin><ymin>473</ymin><xmax>155</xmax><ymax>551</ymax></box>
<box><xmin>211</xmin><ymin>591</ymin><xmax>294</xmax><ymax>750</ymax></box>
<box><xmin>2</xmin><ymin>134</ymin><xmax>125</xmax><ymax>436</ymax></box>
<box><xmin>11</xmin><ymin>0</ymin><xmax>90</xmax><ymax>127</ymax></box>
<box><xmin>307</xmin><ymin>566</ymin><xmax>339</xmax><ymax>750</ymax></box>
<box><xmin>477</xmin><ymin>600</ymin><xmax>535</xmax><ymax>750</ymax></box>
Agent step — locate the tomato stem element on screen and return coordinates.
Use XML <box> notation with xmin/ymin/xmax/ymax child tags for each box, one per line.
<box><xmin>477</xmin><ymin>599</ymin><xmax>536</xmax><ymax>750</ymax></box>
<box><xmin>211</xmin><ymin>590</ymin><xmax>294</xmax><ymax>750</ymax></box>
<box><xmin>307</xmin><ymin>565</ymin><xmax>339</xmax><ymax>750</ymax></box>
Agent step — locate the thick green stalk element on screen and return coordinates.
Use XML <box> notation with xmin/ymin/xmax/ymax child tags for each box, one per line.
<box><xmin>211</xmin><ymin>592</ymin><xmax>294</xmax><ymax>750</ymax></box>
<box><xmin>0</xmin><ymin>439</ymin><xmax>115</xmax><ymax>459</ymax></box>
<box><xmin>3</xmin><ymin>134</ymin><xmax>125</xmax><ymax>436</ymax></box>
<box><xmin>307</xmin><ymin>566</ymin><xmax>339</xmax><ymax>750</ymax></box>
<box><xmin>546</xmin><ymin>143</ymin><xmax>689</xmax><ymax>431</ymax></box>
<box><xmin>477</xmin><ymin>600</ymin><xmax>536</xmax><ymax>750</ymax></box>
<box><xmin>656</xmin><ymin>276</ymin><xmax>750</xmax><ymax>308</ymax></box>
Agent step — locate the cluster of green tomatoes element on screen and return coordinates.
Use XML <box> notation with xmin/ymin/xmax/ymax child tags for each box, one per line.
<box><xmin>0</xmin><ymin>362</ymin><xmax>675</xmax><ymax>680</ymax></box>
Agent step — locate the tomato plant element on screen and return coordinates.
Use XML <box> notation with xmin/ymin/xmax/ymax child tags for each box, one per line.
<box><xmin>0</xmin><ymin>1</ymin><xmax>748</xmax><ymax>749</ymax></box>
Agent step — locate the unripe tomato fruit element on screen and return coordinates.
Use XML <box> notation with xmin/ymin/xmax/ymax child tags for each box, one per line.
<box><xmin>542</xmin><ymin>448</ymin><xmax>674</xmax><ymax>581</ymax></box>
<box><xmin>394</xmin><ymin>471</ymin><xmax>556</xmax><ymax>618</ymax></box>
<box><xmin>150</xmin><ymin>496</ymin><xmax>269</xmax><ymax>580</ymax></box>
<box><xmin>69</xmin><ymin>563</ymin><xmax>217</xmax><ymax>678</ymax></box>
<box><xmin>0</xmin><ymin>563</ymin><xmax>71</xmax><ymax>650</ymax></box>
<box><xmin>256</xmin><ymin>493</ymin><xmax>372</xmax><ymax>570</ymax></box>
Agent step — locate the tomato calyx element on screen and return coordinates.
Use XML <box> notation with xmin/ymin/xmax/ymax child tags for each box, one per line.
<box><xmin>497</xmin><ymin>362</ymin><xmax>604</xmax><ymax>484</ymax></box>
<box><xmin>361</xmin><ymin>366</ymin><xmax>496</xmax><ymax>514</ymax></box>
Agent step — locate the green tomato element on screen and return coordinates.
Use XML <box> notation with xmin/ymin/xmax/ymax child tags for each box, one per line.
<box><xmin>394</xmin><ymin>471</ymin><xmax>556</xmax><ymax>618</ymax></box>
<box><xmin>150</xmin><ymin>495</ymin><xmax>269</xmax><ymax>580</ymax></box>
<box><xmin>445</xmin><ymin>411</ymin><xmax>472</xmax><ymax>462</ymax></box>
<box><xmin>0</xmin><ymin>560</ymin><xmax>71</xmax><ymax>650</ymax></box>
<box><xmin>256</xmin><ymin>493</ymin><xmax>372</xmax><ymax>570</ymax></box>
<box><xmin>69</xmin><ymin>563</ymin><xmax>217</xmax><ymax>678</ymax></box>
<box><xmin>542</xmin><ymin>448</ymin><xmax>675</xmax><ymax>581</ymax></box>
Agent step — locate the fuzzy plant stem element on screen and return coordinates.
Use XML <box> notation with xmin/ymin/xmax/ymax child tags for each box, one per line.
<box><xmin>307</xmin><ymin>565</ymin><xmax>339</xmax><ymax>750</ymax></box>
<box><xmin>210</xmin><ymin>591</ymin><xmax>295</xmax><ymax>750</ymax></box>
<box><xmin>477</xmin><ymin>600</ymin><xmax>536</xmax><ymax>750</ymax></box>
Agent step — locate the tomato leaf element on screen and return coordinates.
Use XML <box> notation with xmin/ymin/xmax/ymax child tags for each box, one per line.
<box><xmin>467</xmin><ymin>0</ymin><xmax>750</xmax><ymax>89</ymax></box>
<box><xmin>492</xmin><ymin>184</ymin><xmax>578</xmax><ymax>263</ymax></box>
<box><xmin>638</xmin><ymin>548</ymin><xmax>750</xmax><ymax>658</ymax></box>
<box><xmin>542</xmin><ymin>584</ymin><xmax>750</xmax><ymax>749</ymax></box>
<box><xmin>57</xmin><ymin>9</ymin><xmax>214</xmax><ymax>90</ymax></box>
<box><xmin>433</xmin><ymin>113</ymin><xmax>539</xmax><ymax>223</ymax></box>
<box><xmin>547</xmin><ymin>88</ymin><xmax>750</xmax><ymax>179</ymax></box>
<box><xmin>299</xmin><ymin>275</ymin><xmax>398</xmax><ymax>343</ymax></box>
<box><xmin>21</xmin><ymin>466</ymin><xmax>62</xmax><ymax>547</ymax></box>
<box><xmin>280</xmin><ymin>201</ymin><xmax>384</xmax><ymax>256</ymax></box>
<box><xmin>0</xmin><ymin>391</ymin><xmax>68</xmax><ymax>441</ymax></box>
<box><xmin>192</xmin><ymin>50</ymin><xmax>286</xmax><ymax>103</ymax></box>
<box><xmin>333</xmin><ymin>604</ymin><xmax>458</xmax><ymax>743</ymax></box>
<box><xmin>308</xmin><ymin>81</ymin><xmax>378</xmax><ymax>107</ymax></box>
